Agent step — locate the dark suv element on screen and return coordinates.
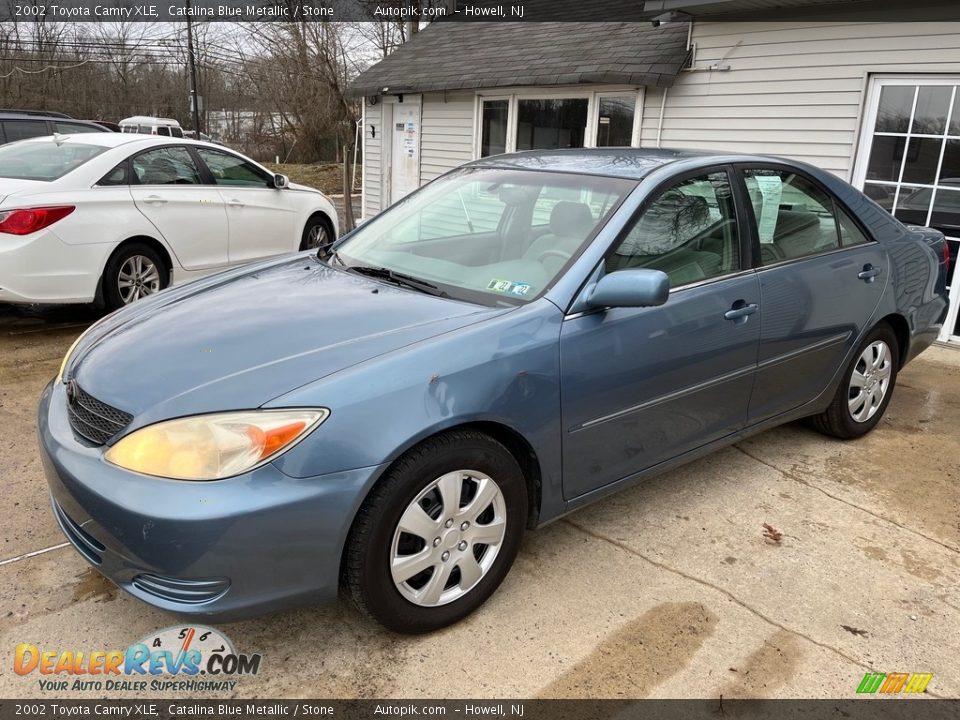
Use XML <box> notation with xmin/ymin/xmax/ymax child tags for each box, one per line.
<box><xmin>0</xmin><ymin>111</ymin><xmax>109</xmax><ymax>145</ymax></box>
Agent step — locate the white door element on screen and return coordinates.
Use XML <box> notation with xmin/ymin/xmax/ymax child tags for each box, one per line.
<box><xmin>390</xmin><ymin>97</ymin><xmax>421</xmax><ymax>205</ymax></box>
<box><xmin>852</xmin><ymin>76</ymin><xmax>960</xmax><ymax>342</ymax></box>
<box><xmin>130</xmin><ymin>146</ymin><xmax>229</xmax><ymax>270</ymax></box>
<box><xmin>194</xmin><ymin>146</ymin><xmax>300</xmax><ymax>263</ymax></box>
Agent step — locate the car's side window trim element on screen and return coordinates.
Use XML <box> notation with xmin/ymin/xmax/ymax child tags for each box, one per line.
<box><xmin>93</xmin><ymin>158</ymin><xmax>133</xmax><ymax>188</ymax></box>
<box><xmin>598</xmin><ymin>163</ymin><xmax>750</xmax><ymax>292</ymax></box>
<box><xmin>185</xmin><ymin>146</ymin><xmax>219</xmax><ymax>185</ymax></box>
<box><xmin>733</xmin><ymin>162</ymin><xmax>878</xmax><ymax>271</ymax></box>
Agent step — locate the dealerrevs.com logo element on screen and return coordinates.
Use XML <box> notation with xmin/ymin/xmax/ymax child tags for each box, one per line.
<box><xmin>14</xmin><ymin>625</ymin><xmax>261</xmax><ymax>693</ymax></box>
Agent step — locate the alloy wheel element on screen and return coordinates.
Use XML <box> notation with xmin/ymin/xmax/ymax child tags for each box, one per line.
<box><xmin>117</xmin><ymin>255</ymin><xmax>161</xmax><ymax>304</ymax></box>
<box><xmin>305</xmin><ymin>223</ymin><xmax>329</xmax><ymax>250</ymax></box>
<box><xmin>390</xmin><ymin>469</ymin><xmax>507</xmax><ymax>607</ymax></box>
<box><xmin>848</xmin><ymin>340</ymin><xmax>892</xmax><ymax>423</ymax></box>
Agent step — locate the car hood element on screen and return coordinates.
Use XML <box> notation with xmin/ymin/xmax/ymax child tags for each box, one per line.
<box><xmin>71</xmin><ymin>255</ymin><xmax>503</xmax><ymax>428</ymax></box>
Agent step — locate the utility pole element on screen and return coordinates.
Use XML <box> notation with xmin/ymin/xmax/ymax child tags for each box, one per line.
<box><xmin>185</xmin><ymin>0</ymin><xmax>201</xmax><ymax>134</ymax></box>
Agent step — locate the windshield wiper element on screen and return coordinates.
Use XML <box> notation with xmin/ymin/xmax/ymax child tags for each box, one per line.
<box><xmin>345</xmin><ymin>265</ymin><xmax>446</xmax><ymax>296</ymax></box>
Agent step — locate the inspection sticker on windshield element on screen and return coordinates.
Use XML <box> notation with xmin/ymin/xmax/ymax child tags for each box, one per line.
<box><xmin>487</xmin><ymin>279</ymin><xmax>531</xmax><ymax>296</ymax></box>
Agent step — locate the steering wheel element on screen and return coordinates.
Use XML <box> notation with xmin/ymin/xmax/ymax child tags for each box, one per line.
<box><xmin>537</xmin><ymin>249</ymin><xmax>572</xmax><ymax>265</ymax></box>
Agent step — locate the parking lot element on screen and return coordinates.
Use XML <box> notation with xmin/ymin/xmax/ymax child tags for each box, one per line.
<box><xmin>1</xmin><ymin>301</ymin><xmax>958</xmax><ymax>700</ymax></box>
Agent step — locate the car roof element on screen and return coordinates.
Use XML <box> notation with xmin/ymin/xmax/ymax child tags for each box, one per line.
<box><xmin>0</xmin><ymin>109</ymin><xmax>72</xmax><ymax>118</ymax></box>
<box><xmin>465</xmin><ymin>148</ymin><xmax>802</xmax><ymax>181</ymax></box>
<box><xmin>15</xmin><ymin>133</ymin><xmax>207</xmax><ymax>150</ymax></box>
<box><xmin>0</xmin><ymin>113</ymin><xmax>99</xmax><ymax>124</ymax></box>
<box><xmin>120</xmin><ymin>115</ymin><xmax>182</xmax><ymax>126</ymax></box>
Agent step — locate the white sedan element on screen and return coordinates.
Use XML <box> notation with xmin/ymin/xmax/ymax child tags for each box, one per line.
<box><xmin>0</xmin><ymin>133</ymin><xmax>337</xmax><ymax>308</ymax></box>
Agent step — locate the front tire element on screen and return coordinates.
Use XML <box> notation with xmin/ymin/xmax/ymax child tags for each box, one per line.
<box><xmin>343</xmin><ymin>431</ymin><xmax>527</xmax><ymax>634</ymax></box>
<box><xmin>810</xmin><ymin>323</ymin><xmax>899</xmax><ymax>439</ymax></box>
<box><xmin>103</xmin><ymin>243</ymin><xmax>169</xmax><ymax>311</ymax></box>
<box><xmin>299</xmin><ymin>214</ymin><xmax>334</xmax><ymax>251</ymax></box>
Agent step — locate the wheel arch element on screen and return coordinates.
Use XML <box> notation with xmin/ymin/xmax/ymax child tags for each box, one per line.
<box><xmin>877</xmin><ymin>313</ymin><xmax>910</xmax><ymax>369</ymax></box>
<box><xmin>96</xmin><ymin>236</ymin><xmax>174</xmax><ymax>306</ymax></box>
<box><xmin>350</xmin><ymin>420</ymin><xmax>544</xmax><ymax>537</ymax></box>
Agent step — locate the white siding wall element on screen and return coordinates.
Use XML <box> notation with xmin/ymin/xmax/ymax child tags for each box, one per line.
<box><xmin>420</xmin><ymin>90</ymin><xmax>476</xmax><ymax>183</ymax></box>
<box><xmin>641</xmin><ymin>21</ymin><xmax>960</xmax><ymax>179</ymax></box>
<box><xmin>362</xmin><ymin>98</ymin><xmax>383</xmax><ymax>219</ymax></box>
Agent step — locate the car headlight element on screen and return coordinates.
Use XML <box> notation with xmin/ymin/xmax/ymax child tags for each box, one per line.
<box><xmin>104</xmin><ymin>409</ymin><xmax>328</xmax><ymax>481</ymax></box>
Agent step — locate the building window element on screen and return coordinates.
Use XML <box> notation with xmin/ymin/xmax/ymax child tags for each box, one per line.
<box><xmin>476</xmin><ymin>89</ymin><xmax>642</xmax><ymax>158</ymax></box>
<box><xmin>855</xmin><ymin>77</ymin><xmax>960</xmax><ymax>342</ymax></box>
<box><xmin>516</xmin><ymin>98</ymin><xmax>589</xmax><ymax>151</ymax></box>
<box><xmin>595</xmin><ymin>95</ymin><xmax>635</xmax><ymax>147</ymax></box>
<box><xmin>480</xmin><ymin>99</ymin><xmax>508</xmax><ymax>158</ymax></box>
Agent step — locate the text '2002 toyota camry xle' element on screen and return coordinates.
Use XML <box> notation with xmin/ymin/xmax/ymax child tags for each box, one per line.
<box><xmin>40</xmin><ymin>149</ymin><xmax>949</xmax><ymax>633</ymax></box>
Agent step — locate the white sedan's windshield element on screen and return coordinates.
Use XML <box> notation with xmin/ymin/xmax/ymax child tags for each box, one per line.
<box><xmin>0</xmin><ymin>141</ymin><xmax>106</xmax><ymax>181</ymax></box>
<box><xmin>334</xmin><ymin>168</ymin><xmax>635</xmax><ymax>305</ymax></box>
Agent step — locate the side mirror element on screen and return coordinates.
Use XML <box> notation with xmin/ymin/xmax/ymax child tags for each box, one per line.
<box><xmin>584</xmin><ymin>268</ymin><xmax>670</xmax><ymax>309</ymax></box>
<box><xmin>273</xmin><ymin>173</ymin><xmax>289</xmax><ymax>189</ymax></box>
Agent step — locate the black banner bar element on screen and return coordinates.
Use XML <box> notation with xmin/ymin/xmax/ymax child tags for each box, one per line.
<box><xmin>2</xmin><ymin>700</ymin><xmax>960</xmax><ymax>720</ymax></box>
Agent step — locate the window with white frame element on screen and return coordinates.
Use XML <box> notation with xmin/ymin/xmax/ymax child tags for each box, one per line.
<box><xmin>477</xmin><ymin>89</ymin><xmax>643</xmax><ymax>158</ymax></box>
<box><xmin>854</xmin><ymin>77</ymin><xmax>960</xmax><ymax>341</ymax></box>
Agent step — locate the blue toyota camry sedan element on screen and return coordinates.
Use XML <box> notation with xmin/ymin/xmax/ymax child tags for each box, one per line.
<box><xmin>39</xmin><ymin>149</ymin><xmax>950</xmax><ymax>633</ymax></box>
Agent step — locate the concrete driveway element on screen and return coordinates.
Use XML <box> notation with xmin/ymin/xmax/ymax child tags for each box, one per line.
<box><xmin>1</xmin><ymin>302</ymin><xmax>958</xmax><ymax>700</ymax></box>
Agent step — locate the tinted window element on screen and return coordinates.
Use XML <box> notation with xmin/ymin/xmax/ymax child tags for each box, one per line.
<box><xmin>596</xmin><ymin>96</ymin><xmax>635</xmax><ymax>147</ymax></box>
<box><xmin>196</xmin><ymin>148</ymin><xmax>269</xmax><ymax>188</ymax></box>
<box><xmin>3</xmin><ymin>119</ymin><xmax>49</xmax><ymax>143</ymax></box>
<box><xmin>516</xmin><ymin>99</ymin><xmax>588</xmax><ymax>150</ymax></box>
<box><xmin>0</xmin><ymin>141</ymin><xmax>106</xmax><ymax>181</ymax></box>
<box><xmin>54</xmin><ymin>122</ymin><xmax>102</xmax><ymax>135</ymax></box>
<box><xmin>838</xmin><ymin>208</ymin><xmax>871</xmax><ymax>247</ymax></box>
<box><xmin>480</xmin><ymin>100</ymin><xmax>508</xmax><ymax>158</ymax></box>
<box><xmin>743</xmin><ymin>168</ymin><xmax>840</xmax><ymax>264</ymax></box>
<box><xmin>132</xmin><ymin>147</ymin><xmax>203</xmax><ymax>185</ymax></box>
<box><xmin>171</xmin><ymin>127</ymin><xmax>184</xmax><ymax>138</ymax></box>
<box><xmin>156</xmin><ymin>126</ymin><xmax>170</xmax><ymax>137</ymax></box>
<box><xmin>98</xmin><ymin>163</ymin><xmax>129</xmax><ymax>186</ymax></box>
<box><xmin>607</xmin><ymin>171</ymin><xmax>740</xmax><ymax>287</ymax></box>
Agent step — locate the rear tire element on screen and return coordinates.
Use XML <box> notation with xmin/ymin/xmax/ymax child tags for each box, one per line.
<box><xmin>810</xmin><ymin>323</ymin><xmax>899</xmax><ymax>439</ymax></box>
<box><xmin>343</xmin><ymin>430</ymin><xmax>527</xmax><ymax>634</ymax></box>
<box><xmin>102</xmin><ymin>243</ymin><xmax>169</xmax><ymax>311</ymax></box>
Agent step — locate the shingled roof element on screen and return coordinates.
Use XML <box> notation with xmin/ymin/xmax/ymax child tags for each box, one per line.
<box><xmin>347</xmin><ymin>22</ymin><xmax>692</xmax><ymax>97</ymax></box>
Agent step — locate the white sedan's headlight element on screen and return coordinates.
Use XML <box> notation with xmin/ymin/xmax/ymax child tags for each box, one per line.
<box><xmin>104</xmin><ymin>409</ymin><xmax>328</xmax><ymax>481</ymax></box>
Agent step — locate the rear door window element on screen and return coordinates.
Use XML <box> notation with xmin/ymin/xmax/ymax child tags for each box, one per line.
<box><xmin>132</xmin><ymin>147</ymin><xmax>203</xmax><ymax>185</ymax></box>
<box><xmin>741</xmin><ymin>168</ymin><xmax>841</xmax><ymax>264</ymax></box>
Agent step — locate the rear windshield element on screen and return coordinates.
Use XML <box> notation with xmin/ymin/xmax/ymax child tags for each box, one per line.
<box><xmin>0</xmin><ymin>141</ymin><xmax>106</xmax><ymax>181</ymax></box>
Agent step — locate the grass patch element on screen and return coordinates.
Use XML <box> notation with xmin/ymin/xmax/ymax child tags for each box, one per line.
<box><xmin>264</xmin><ymin>163</ymin><xmax>361</xmax><ymax>195</ymax></box>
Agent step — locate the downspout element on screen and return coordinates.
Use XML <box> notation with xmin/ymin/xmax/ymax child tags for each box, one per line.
<box><xmin>656</xmin><ymin>87</ymin><xmax>669</xmax><ymax>149</ymax></box>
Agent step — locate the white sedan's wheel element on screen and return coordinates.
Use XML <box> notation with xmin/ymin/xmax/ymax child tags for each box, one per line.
<box><xmin>117</xmin><ymin>255</ymin><xmax>162</xmax><ymax>304</ymax></box>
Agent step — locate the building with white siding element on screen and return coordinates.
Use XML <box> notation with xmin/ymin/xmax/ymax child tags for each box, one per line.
<box><xmin>348</xmin><ymin>2</ymin><xmax>960</xmax><ymax>342</ymax></box>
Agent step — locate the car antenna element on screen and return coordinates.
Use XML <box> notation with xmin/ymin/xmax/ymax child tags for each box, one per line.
<box><xmin>52</xmin><ymin>132</ymin><xmax>67</xmax><ymax>146</ymax></box>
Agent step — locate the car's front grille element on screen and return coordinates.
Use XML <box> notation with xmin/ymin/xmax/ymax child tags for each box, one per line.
<box><xmin>132</xmin><ymin>573</ymin><xmax>230</xmax><ymax>604</ymax></box>
<box><xmin>66</xmin><ymin>384</ymin><xmax>132</xmax><ymax>445</ymax></box>
<box><xmin>51</xmin><ymin>497</ymin><xmax>105</xmax><ymax>565</ymax></box>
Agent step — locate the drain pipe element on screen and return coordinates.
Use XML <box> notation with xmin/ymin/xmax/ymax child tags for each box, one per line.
<box><xmin>656</xmin><ymin>87</ymin><xmax>669</xmax><ymax>149</ymax></box>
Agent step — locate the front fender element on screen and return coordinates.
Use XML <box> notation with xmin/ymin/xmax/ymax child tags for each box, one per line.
<box><xmin>267</xmin><ymin>299</ymin><xmax>565</xmax><ymax>518</ymax></box>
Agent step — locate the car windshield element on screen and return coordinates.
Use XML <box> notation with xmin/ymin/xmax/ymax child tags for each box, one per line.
<box><xmin>0</xmin><ymin>140</ymin><xmax>106</xmax><ymax>181</ymax></box>
<box><xmin>333</xmin><ymin>168</ymin><xmax>635</xmax><ymax>306</ymax></box>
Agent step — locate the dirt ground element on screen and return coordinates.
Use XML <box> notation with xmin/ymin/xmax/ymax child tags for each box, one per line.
<box><xmin>263</xmin><ymin>163</ymin><xmax>361</xmax><ymax>197</ymax></box>
<box><xmin>1</xmin><ymin>301</ymin><xmax>958</xmax><ymax>700</ymax></box>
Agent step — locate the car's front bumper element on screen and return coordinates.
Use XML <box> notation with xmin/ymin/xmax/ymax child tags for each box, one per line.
<box><xmin>38</xmin><ymin>380</ymin><xmax>386</xmax><ymax>621</ymax></box>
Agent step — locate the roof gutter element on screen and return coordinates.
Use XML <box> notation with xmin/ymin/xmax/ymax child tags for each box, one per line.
<box><xmin>656</xmin><ymin>87</ymin><xmax>669</xmax><ymax>149</ymax></box>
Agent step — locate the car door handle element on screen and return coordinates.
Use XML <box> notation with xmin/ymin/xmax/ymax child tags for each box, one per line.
<box><xmin>858</xmin><ymin>265</ymin><xmax>881</xmax><ymax>282</ymax></box>
<box><xmin>724</xmin><ymin>302</ymin><xmax>758</xmax><ymax>321</ymax></box>
<box><xmin>143</xmin><ymin>195</ymin><xmax>167</xmax><ymax>204</ymax></box>
<box><xmin>227</xmin><ymin>199</ymin><xmax>245</xmax><ymax>208</ymax></box>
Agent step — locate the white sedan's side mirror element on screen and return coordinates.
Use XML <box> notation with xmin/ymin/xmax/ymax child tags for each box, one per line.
<box><xmin>273</xmin><ymin>174</ymin><xmax>289</xmax><ymax>189</ymax></box>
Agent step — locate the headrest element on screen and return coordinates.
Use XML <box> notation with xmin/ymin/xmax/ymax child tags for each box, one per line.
<box><xmin>549</xmin><ymin>201</ymin><xmax>594</xmax><ymax>238</ymax></box>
